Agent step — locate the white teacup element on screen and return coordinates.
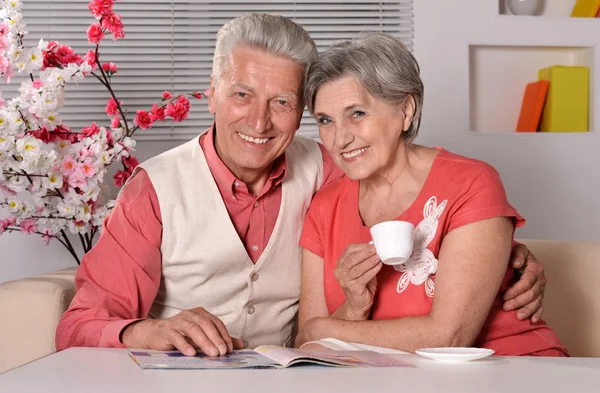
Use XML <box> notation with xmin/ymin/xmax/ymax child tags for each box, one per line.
<box><xmin>369</xmin><ymin>220</ymin><xmax>414</xmax><ymax>265</ymax></box>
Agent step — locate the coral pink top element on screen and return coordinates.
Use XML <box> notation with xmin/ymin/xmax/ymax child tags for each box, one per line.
<box><xmin>300</xmin><ymin>148</ymin><xmax>568</xmax><ymax>356</ymax></box>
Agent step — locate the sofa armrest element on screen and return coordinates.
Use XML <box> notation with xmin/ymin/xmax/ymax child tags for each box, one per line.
<box><xmin>0</xmin><ymin>267</ymin><xmax>77</xmax><ymax>373</ymax></box>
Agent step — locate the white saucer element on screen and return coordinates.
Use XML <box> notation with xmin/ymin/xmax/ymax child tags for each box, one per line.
<box><xmin>415</xmin><ymin>347</ymin><xmax>495</xmax><ymax>362</ymax></box>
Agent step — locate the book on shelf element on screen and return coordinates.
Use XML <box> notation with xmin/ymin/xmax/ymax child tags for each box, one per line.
<box><xmin>127</xmin><ymin>339</ymin><xmax>412</xmax><ymax>370</ymax></box>
<box><xmin>571</xmin><ymin>0</ymin><xmax>600</xmax><ymax>17</ymax></box>
<box><xmin>516</xmin><ymin>80</ymin><xmax>549</xmax><ymax>132</ymax></box>
<box><xmin>538</xmin><ymin>66</ymin><xmax>589</xmax><ymax>132</ymax></box>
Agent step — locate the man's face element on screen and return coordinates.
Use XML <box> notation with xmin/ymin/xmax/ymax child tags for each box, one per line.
<box><xmin>208</xmin><ymin>46</ymin><xmax>305</xmax><ymax>180</ymax></box>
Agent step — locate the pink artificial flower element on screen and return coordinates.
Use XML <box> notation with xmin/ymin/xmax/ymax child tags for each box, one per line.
<box><xmin>84</xmin><ymin>50</ymin><xmax>98</xmax><ymax>70</ymax></box>
<box><xmin>0</xmin><ymin>23</ymin><xmax>8</xmax><ymax>35</ymax></box>
<box><xmin>0</xmin><ymin>184</ymin><xmax>16</xmax><ymax>197</ymax></box>
<box><xmin>204</xmin><ymin>89</ymin><xmax>211</xmax><ymax>97</ymax></box>
<box><xmin>57</xmin><ymin>44</ymin><xmax>82</xmax><ymax>65</ymax></box>
<box><xmin>0</xmin><ymin>36</ymin><xmax>8</xmax><ymax>51</ymax></box>
<box><xmin>105</xmin><ymin>98</ymin><xmax>119</xmax><ymax>116</ymax></box>
<box><xmin>192</xmin><ymin>91</ymin><xmax>203</xmax><ymax>99</ymax></box>
<box><xmin>69</xmin><ymin>173</ymin><xmax>88</xmax><ymax>189</ymax></box>
<box><xmin>87</xmin><ymin>24</ymin><xmax>105</xmax><ymax>45</ymax></box>
<box><xmin>110</xmin><ymin>116</ymin><xmax>121</xmax><ymax>129</ymax></box>
<box><xmin>42</xmin><ymin>228</ymin><xmax>54</xmax><ymax>245</ymax></box>
<box><xmin>32</xmin><ymin>80</ymin><xmax>44</xmax><ymax>89</ymax></box>
<box><xmin>61</xmin><ymin>156</ymin><xmax>77</xmax><ymax>176</ymax></box>
<box><xmin>102</xmin><ymin>13</ymin><xmax>125</xmax><ymax>40</ymax></box>
<box><xmin>123</xmin><ymin>155</ymin><xmax>139</xmax><ymax>173</ymax></box>
<box><xmin>0</xmin><ymin>56</ymin><xmax>13</xmax><ymax>83</ymax></box>
<box><xmin>79</xmin><ymin>146</ymin><xmax>94</xmax><ymax>159</ymax></box>
<box><xmin>150</xmin><ymin>104</ymin><xmax>166</xmax><ymax>122</ymax></box>
<box><xmin>162</xmin><ymin>91</ymin><xmax>172</xmax><ymax>100</ymax></box>
<box><xmin>28</xmin><ymin>127</ymin><xmax>58</xmax><ymax>144</ymax></box>
<box><xmin>81</xmin><ymin>159</ymin><xmax>97</xmax><ymax>178</ymax></box>
<box><xmin>133</xmin><ymin>110</ymin><xmax>153</xmax><ymax>130</ymax></box>
<box><xmin>113</xmin><ymin>170</ymin><xmax>130</xmax><ymax>187</ymax></box>
<box><xmin>5</xmin><ymin>216</ymin><xmax>16</xmax><ymax>226</ymax></box>
<box><xmin>89</xmin><ymin>0</ymin><xmax>114</xmax><ymax>19</ymax></box>
<box><xmin>54</xmin><ymin>124</ymin><xmax>73</xmax><ymax>141</ymax></box>
<box><xmin>165</xmin><ymin>96</ymin><xmax>191</xmax><ymax>122</ymax></box>
<box><xmin>82</xmin><ymin>122</ymin><xmax>101</xmax><ymax>137</ymax></box>
<box><xmin>101</xmin><ymin>62</ymin><xmax>118</xmax><ymax>75</ymax></box>
<box><xmin>0</xmin><ymin>218</ymin><xmax>11</xmax><ymax>235</ymax></box>
<box><xmin>20</xmin><ymin>219</ymin><xmax>37</xmax><ymax>235</ymax></box>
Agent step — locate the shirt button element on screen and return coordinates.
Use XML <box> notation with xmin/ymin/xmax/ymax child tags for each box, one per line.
<box><xmin>247</xmin><ymin>305</ymin><xmax>255</xmax><ymax>314</ymax></box>
<box><xmin>243</xmin><ymin>340</ymin><xmax>249</xmax><ymax>348</ymax></box>
<box><xmin>252</xmin><ymin>244</ymin><xmax>259</xmax><ymax>251</ymax></box>
<box><xmin>251</xmin><ymin>272</ymin><xmax>259</xmax><ymax>282</ymax></box>
<box><xmin>254</xmin><ymin>201</ymin><xmax>259</xmax><ymax>208</ymax></box>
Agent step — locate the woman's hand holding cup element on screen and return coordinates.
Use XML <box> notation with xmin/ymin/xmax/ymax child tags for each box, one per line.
<box><xmin>334</xmin><ymin>243</ymin><xmax>383</xmax><ymax>320</ymax></box>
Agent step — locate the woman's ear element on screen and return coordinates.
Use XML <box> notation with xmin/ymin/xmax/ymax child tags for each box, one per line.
<box><xmin>402</xmin><ymin>95</ymin><xmax>416</xmax><ymax>132</ymax></box>
<box><xmin>208</xmin><ymin>75</ymin><xmax>217</xmax><ymax>115</ymax></box>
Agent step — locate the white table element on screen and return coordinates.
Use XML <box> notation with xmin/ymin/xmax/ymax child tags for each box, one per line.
<box><xmin>1</xmin><ymin>348</ymin><xmax>599</xmax><ymax>393</ymax></box>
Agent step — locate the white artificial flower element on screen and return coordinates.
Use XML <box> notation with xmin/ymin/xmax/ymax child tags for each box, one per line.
<box><xmin>7</xmin><ymin>174</ymin><xmax>26</xmax><ymax>192</ymax></box>
<box><xmin>18</xmin><ymin>200</ymin><xmax>32</xmax><ymax>217</ymax></box>
<box><xmin>24</xmin><ymin>47</ymin><xmax>43</xmax><ymax>73</ymax></box>
<box><xmin>43</xmin><ymin>171</ymin><xmax>63</xmax><ymax>190</ymax></box>
<box><xmin>15</xmin><ymin>135</ymin><xmax>42</xmax><ymax>160</ymax></box>
<box><xmin>122</xmin><ymin>137</ymin><xmax>136</xmax><ymax>149</ymax></box>
<box><xmin>67</xmin><ymin>219</ymin><xmax>87</xmax><ymax>235</ymax></box>
<box><xmin>8</xmin><ymin>112</ymin><xmax>25</xmax><ymax>133</ymax></box>
<box><xmin>0</xmin><ymin>112</ymin><xmax>10</xmax><ymax>133</ymax></box>
<box><xmin>28</xmin><ymin>177</ymin><xmax>46</xmax><ymax>197</ymax></box>
<box><xmin>57</xmin><ymin>200</ymin><xmax>76</xmax><ymax>218</ymax></box>
<box><xmin>111</xmin><ymin>127</ymin><xmax>125</xmax><ymax>141</ymax></box>
<box><xmin>37</xmin><ymin>38</ymin><xmax>48</xmax><ymax>51</ymax></box>
<box><xmin>43</xmin><ymin>112</ymin><xmax>60</xmax><ymax>130</ymax></box>
<box><xmin>6</xmin><ymin>197</ymin><xmax>22</xmax><ymax>213</ymax></box>
<box><xmin>0</xmin><ymin>133</ymin><xmax>15</xmax><ymax>151</ymax></box>
<box><xmin>75</xmin><ymin>203</ymin><xmax>92</xmax><ymax>223</ymax></box>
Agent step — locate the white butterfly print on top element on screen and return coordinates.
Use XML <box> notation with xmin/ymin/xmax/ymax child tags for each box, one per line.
<box><xmin>394</xmin><ymin>196</ymin><xmax>447</xmax><ymax>297</ymax></box>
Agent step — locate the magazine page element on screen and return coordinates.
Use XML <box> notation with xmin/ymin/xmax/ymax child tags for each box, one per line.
<box><xmin>254</xmin><ymin>345</ymin><xmax>413</xmax><ymax>368</ymax></box>
<box><xmin>127</xmin><ymin>348</ymin><xmax>279</xmax><ymax>370</ymax></box>
<box><xmin>300</xmin><ymin>338</ymin><xmax>410</xmax><ymax>355</ymax></box>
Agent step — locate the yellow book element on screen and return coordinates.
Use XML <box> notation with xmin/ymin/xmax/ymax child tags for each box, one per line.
<box><xmin>571</xmin><ymin>0</ymin><xmax>600</xmax><ymax>17</ymax></box>
<box><xmin>538</xmin><ymin>66</ymin><xmax>589</xmax><ymax>132</ymax></box>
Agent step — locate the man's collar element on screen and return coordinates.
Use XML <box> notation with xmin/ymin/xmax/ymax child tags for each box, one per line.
<box><xmin>202</xmin><ymin>123</ymin><xmax>288</xmax><ymax>197</ymax></box>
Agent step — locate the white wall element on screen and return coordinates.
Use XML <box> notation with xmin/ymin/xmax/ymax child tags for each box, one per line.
<box><xmin>3</xmin><ymin>0</ymin><xmax>599</xmax><ymax>283</ymax></box>
<box><xmin>412</xmin><ymin>0</ymin><xmax>600</xmax><ymax>242</ymax></box>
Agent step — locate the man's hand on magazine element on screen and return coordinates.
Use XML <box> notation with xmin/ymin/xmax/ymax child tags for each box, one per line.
<box><xmin>120</xmin><ymin>307</ymin><xmax>244</xmax><ymax>356</ymax></box>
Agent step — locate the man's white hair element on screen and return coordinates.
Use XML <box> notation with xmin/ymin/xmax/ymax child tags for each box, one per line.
<box><xmin>212</xmin><ymin>13</ymin><xmax>318</xmax><ymax>87</ymax></box>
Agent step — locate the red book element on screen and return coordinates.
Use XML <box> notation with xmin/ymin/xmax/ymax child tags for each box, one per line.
<box><xmin>516</xmin><ymin>80</ymin><xmax>549</xmax><ymax>132</ymax></box>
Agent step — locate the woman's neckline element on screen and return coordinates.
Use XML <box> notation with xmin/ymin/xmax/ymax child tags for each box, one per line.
<box><xmin>347</xmin><ymin>147</ymin><xmax>446</xmax><ymax>229</ymax></box>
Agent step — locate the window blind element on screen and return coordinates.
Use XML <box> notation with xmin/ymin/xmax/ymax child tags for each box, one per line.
<box><xmin>6</xmin><ymin>0</ymin><xmax>414</xmax><ymax>141</ymax></box>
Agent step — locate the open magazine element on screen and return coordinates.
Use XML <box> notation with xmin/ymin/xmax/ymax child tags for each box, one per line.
<box><xmin>128</xmin><ymin>341</ymin><xmax>412</xmax><ymax>370</ymax></box>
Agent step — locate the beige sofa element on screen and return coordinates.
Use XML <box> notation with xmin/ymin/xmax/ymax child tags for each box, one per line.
<box><xmin>1</xmin><ymin>239</ymin><xmax>599</xmax><ymax>373</ymax></box>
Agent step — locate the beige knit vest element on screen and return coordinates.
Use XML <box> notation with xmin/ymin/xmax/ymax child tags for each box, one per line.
<box><xmin>138</xmin><ymin>133</ymin><xmax>323</xmax><ymax>348</ymax></box>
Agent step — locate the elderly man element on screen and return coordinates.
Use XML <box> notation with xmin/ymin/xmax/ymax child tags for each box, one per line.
<box><xmin>56</xmin><ymin>13</ymin><xmax>546</xmax><ymax>357</ymax></box>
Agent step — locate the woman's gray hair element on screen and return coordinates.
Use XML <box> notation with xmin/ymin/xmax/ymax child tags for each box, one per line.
<box><xmin>305</xmin><ymin>32</ymin><xmax>424</xmax><ymax>142</ymax></box>
<box><xmin>213</xmin><ymin>13</ymin><xmax>318</xmax><ymax>87</ymax></box>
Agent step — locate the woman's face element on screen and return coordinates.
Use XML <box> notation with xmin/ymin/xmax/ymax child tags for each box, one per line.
<box><xmin>313</xmin><ymin>75</ymin><xmax>413</xmax><ymax>181</ymax></box>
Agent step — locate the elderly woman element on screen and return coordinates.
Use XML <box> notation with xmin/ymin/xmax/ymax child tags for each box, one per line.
<box><xmin>295</xmin><ymin>32</ymin><xmax>567</xmax><ymax>356</ymax></box>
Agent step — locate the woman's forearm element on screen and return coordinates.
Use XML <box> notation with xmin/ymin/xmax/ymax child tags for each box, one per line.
<box><xmin>305</xmin><ymin>315</ymin><xmax>477</xmax><ymax>353</ymax></box>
